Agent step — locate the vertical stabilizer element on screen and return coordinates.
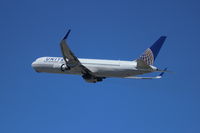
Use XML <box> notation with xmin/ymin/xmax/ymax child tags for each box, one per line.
<box><xmin>138</xmin><ymin>36</ymin><xmax>166</xmax><ymax>65</ymax></box>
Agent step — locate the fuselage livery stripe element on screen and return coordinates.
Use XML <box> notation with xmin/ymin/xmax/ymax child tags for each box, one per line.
<box><xmin>82</xmin><ymin>62</ymin><xmax>119</xmax><ymax>66</ymax></box>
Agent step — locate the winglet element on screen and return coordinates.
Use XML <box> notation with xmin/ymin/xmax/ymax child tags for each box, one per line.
<box><xmin>63</xmin><ymin>29</ymin><xmax>71</xmax><ymax>40</ymax></box>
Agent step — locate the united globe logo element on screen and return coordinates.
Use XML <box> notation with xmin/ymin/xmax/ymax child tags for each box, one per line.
<box><xmin>139</xmin><ymin>48</ymin><xmax>154</xmax><ymax>65</ymax></box>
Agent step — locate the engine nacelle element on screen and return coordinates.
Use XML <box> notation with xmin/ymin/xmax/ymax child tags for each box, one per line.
<box><xmin>61</xmin><ymin>64</ymin><xmax>70</xmax><ymax>71</ymax></box>
<box><xmin>82</xmin><ymin>74</ymin><xmax>104</xmax><ymax>83</ymax></box>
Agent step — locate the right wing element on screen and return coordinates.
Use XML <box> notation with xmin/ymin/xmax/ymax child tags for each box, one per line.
<box><xmin>60</xmin><ymin>30</ymin><xmax>95</xmax><ymax>76</ymax></box>
<box><xmin>124</xmin><ymin>68</ymin><xmax>167</xmax><ymax>79</ymax></box>
<box><xmin>124</xmin><ymin>76</ymin><xmax>162</xmax><ymax>79</ymax></box>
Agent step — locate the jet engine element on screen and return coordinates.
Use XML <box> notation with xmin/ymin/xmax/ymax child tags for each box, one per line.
<box><xmin>82</xmin><ymin>74</ymin><xmax>104</xmax><ymax>83</ymax></box>
<box><xmin>60</xmin><ymin>64</ymin><xmax>70</xmax><ymax>71</ymax></box>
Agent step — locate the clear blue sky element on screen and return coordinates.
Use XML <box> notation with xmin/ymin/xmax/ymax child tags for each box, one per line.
<box><xmin>0</xmin><ymin>0</ymin><xmax>200</xmax><ymax>133</ymax></box>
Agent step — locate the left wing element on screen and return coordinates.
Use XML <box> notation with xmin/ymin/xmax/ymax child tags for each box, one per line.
<box><xmin>60</xmin><ymin>30</ymin><xmax>80</xmax><ymax>66</ymax></box>
<box><xmin>60</xmin><ymin>30</ymin><xmax>95</xmax><ymax>76</ymax></box>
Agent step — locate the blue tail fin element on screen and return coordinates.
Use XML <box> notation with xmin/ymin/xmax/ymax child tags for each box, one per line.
<box><xmin>138</xmin><ymin>36</ymin><xmax>166</xmax><ymax>65</ymax></box>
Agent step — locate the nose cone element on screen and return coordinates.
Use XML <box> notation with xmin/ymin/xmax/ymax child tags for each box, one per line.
<box><xmin>31</xmin><ymin>61</ymin><xmax>37</xmax><ymax>68</ymax></box>
<box><xmin>32</xmin><ymin>61</ymin><xmax>40</xmax><ymax>72</ymax></box>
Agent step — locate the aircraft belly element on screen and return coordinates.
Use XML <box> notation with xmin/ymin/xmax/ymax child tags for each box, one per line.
<box><xmin>86</xmin><ymin>65</ymin><xmax>144</xmax><ymax>78</ymax></box>
<box><xmin>32</xmin><ymin>63</ymin><xmax>82</xmax><ymax>75</ymax></box>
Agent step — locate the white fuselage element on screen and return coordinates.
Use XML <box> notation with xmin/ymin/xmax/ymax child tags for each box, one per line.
<box><xmin>32</xmin><ymin>57</ymin><xmax>156</xmax><ymax>78</ymax></box>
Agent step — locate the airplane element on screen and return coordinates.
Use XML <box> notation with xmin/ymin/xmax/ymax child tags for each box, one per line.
<box><xmin>32</xmin><ymin>29</ymin><xmax>168</xmax><ymax>83</ymax></box>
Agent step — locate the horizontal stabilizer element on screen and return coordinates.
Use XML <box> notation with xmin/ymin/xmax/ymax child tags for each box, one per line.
<box><xmin>158</xmin><ymin>68</ymin><xmax>168</xmax><ymax>76</ymax></box>
<box><xmin>136</xmin><ymin>59</ymin><xmax>152</xmax><ymax>70</ymax></box>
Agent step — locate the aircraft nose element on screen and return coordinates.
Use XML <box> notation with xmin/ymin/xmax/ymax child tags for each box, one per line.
<box><xmin>31</xmin><ymin>61</ymin><xmax>41</xmax><ymax>72</ymax></box>
<box><xmin>31</xmin><ymin>61</ymin><xmax>37</xmax><ymax>68</ymax></box>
